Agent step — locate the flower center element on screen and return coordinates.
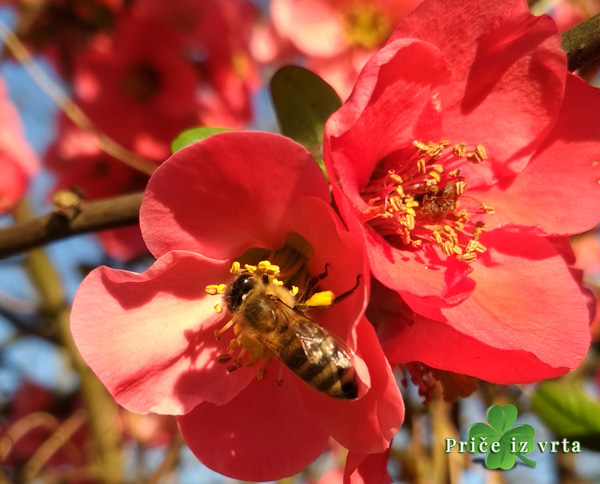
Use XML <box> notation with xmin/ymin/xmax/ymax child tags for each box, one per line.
<box><xmin>343</xmin><ymin>3</ymin><xmax>392</xmax><ymax>49</ymax></box>
<box><xmin>360</xmin><ymin>140</ymin><xmax>494</xmax><ymax>262</ymax></box>
<box><xmin>121</xmin><ymin>63</ymin><xmax>162</xmax><ymax>103</ymax></box>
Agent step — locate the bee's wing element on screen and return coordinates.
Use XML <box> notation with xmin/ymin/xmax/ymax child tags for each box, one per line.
<box><xmin>267</xmin><ymin>300</ymin><xmax>354</xmax><ymax>368</ymax></box>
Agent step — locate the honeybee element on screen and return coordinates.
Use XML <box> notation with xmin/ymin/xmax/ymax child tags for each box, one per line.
<box><xmin>223</xmin><ymin>269</ymin><xmax>360</xmax><ymax>400</ymax></box>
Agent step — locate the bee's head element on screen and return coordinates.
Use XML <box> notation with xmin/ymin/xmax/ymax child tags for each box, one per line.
<box><xmin>224</xmin><ymin>274</ymin><xmax>259</xmax><ymax>313</ymax></box>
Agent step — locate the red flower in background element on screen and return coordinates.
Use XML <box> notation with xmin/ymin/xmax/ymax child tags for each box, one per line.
<box><xmin>0</xmin><ymin>77</ymin><xmax>38</xmax><ymax>213</ymax></box>
<box><xmin>252</xmin><ymin>0</ymin><xmax>421</xmax><ymax>98</ymax></box>
<box><xmin>324</xmin><ymin>0</ymin><xmax>599</xmax><ymax>383</ymax></box>
<box><xmin>45</xmin><ymin>0</ymin><xmax>260</xmax><ymax>259</ymax></box>
<box><xmin>70</xmin><ymin>132</ymin><xmax>403</xmax><ymax>481</ymax></box>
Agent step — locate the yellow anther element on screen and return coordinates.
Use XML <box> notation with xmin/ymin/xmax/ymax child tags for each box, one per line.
<box><xmin>474</xmin><ymin>242</ymin><xmax>487</xmax><ymax>253</ymax></box>
<box><xmin>431</xmin><ymin>164</ymin><xmax>444</xmax><ymax>174</ymax></box>
<box><xmin>273</xmin><ymin>279</ymin><xmax>284</xmax><ymax>286</ymax></box>
<box><xmin>428</xmin><ymin>170</ymin><xmax>441</xmax><ymax>182</ymax></box>
<box><xmin>396</xmin><ymin>186</ymin><xmax>404</xmax><ymax>197</ymax></box>
<box><xmin>417</xmin><ymin>158</ymin><xmax>426</xmax><ymax>174</ymax></box>
<box><xmin>304</xmin><ymin>291</ymin><xmax>335</xmax><ymax>307</ymax></box>
<box><xmin>405</xmin><ymin>213</ymin><xmax>415</xmax><ymax>230</ymax></box>
<box><xmin>467</xmin><ymin>145</ymin><xmax>487</xmax><ymax>163</ymax></box>
<box><xmin>244</xmin><ymin>264</ymin><xmax>257</xmax><ymax>273</ymax></box>
<box><xmin>257</xmin><ymin>260</ymin><xmax>271</xmax><ymax>271</ymax></box>
<box><xmin>390</xmin><ymin>173</ymin><xmax>404</xmax><ymax>184</ymax></box>
<box><xmin>411</xmin><ymin>240</ymin><xmax>423</xmax><ymax>248</ymax></box>
<box><xmin>454</xmin><ymin>221</ymin><xmax>464</xmax><ymax>231</ymax></box>
<box><xmin>428</xmin><ymin>145</ymin><xmax>444</xmax><ymax>158</ymax></box>
<box><xmin>406</xmin><ymin>200</ymin><xmax>419</xmax><ymax>208</ymax></box>
<box><xmin>266</xmin><ymin>265</ymin><xmax>280</xmax><ymax>275</ymax></box>
<box><xmin>405</xmin><ymin>207</ymin><xmax>416</xmax><ymax>217</ymax></box>
<box><xmin>449</xmin><ymin>169</ymin><xmax>460</xmax><ymax>177</ymax></box>
<box><xmin>475</xmin><ymin>145</ymin><xmax>487</xmax><ymax>161</ymax></box>
<box><xmin>413</xmin><ymin>140</ymin><xmax>429</xmax><ymax>152</ymax></box>
<box><xmin>443</xmin><ymin>240</ymin><xmax>454</xmax><ymax>256</ymax></box>
<box><xmin>440</xmin><ymin>140</ymin><xmax>450</xmax><ymax>146</ymax></box>
<box><xmin>432</xmin><ymin>231</ymin><xmax>443</xmax><ymax>244</ymax></box>
<box><xmin>290</xmin><ymin>286</ymin><xmax>299</xmax><ymax>296</ymax></box>
<box><xmin>480</xmin><ymin>203</ymin><xmax>495</xmax><ymax>214</ymax></box>
<box><xmin>453</xmin><ymin>143</ymin><xmax>466</xmax><ymax>157</ymax></box>
<box><xmin>205</xmin><ymin>284</ymin><xmax>224</xmax><ymax>295</ymax></box>
<box><xmin>401</xmin><ymin>228</ymin><xmax>411</xmax><ymax>245</ymax></box>
<box><xmin>459</xmin><ymin>252</ymin><xmax>477</xmax><ymax>262</ymax></box>
<box><xmin>230</xmin><ymin>261</ymin><xmax>241</xmax><ymax>274</ymax></box>
<box><xmin>390</xmin><ymin>196</ymin><xmax>403</xmax><ymax>212</ymax></box>
<box><xmin>453</xmin><ymin>246</ymin><xmax>463</xmax><ymax>255</ymax></box>
<box><xmin>214</xmin><ymin>303</ymin><xmax>223</xmax><ymax>314</ymax></box>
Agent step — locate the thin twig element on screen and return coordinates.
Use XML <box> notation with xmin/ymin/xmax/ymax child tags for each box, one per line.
<box><xmin>146</xmin><ymin>434</ymin><xmax>185</xmax><ymax>484</ymax></box>
<box><xmin>22</xmin><ymin>409</ymin><xmax>87</xmax><ymax>482</ymax></box>
<box><xmin>0</xmin><ymin>19</ymin><xmax>157</xmax><ymax>176</ymax></box>
<box><xmin>561</xmin><ymin>12</ymin><xmax>600</xmax><ymax>72</ymax></box>
<box><xmin>0</xmin><ymin>192</ymin><xmax>143</xmax><ymax>259</ymax></box>
<box><xmin>0</xmin><ymin>412</ymin><xmax>60</xmax><ymax>462</ymax></box>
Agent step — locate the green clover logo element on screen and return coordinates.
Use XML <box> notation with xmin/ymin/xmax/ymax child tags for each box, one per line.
<box><xmin>467</xmin><ymin>404</ymin><xmax>536</xmax><ymax>469</ymax></box>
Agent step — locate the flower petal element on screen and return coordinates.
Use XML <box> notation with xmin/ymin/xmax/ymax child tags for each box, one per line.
<box><xmin>390</xmin><ymin>0</ymin><xmax>566</xmax><ymax>185</ymax></box>
<box><xmin>344</xmin><ymin>447</ymin><xmax>392</xmax><ymax>484</ymax></box>
<box><xmin>302</xmin><ymin>318</ymin><xmax>404</xmax><ymax>454</ymax></box>
<box><xmin>70</xmin><ymin>251</ymin><xmax>255</xmax><ymax>414</ymax></box>
<box><xmin>141</xmin><ymin>131</ymin><xmax>330</xmax><ymax>259</ymax></box>
<box><xmin>470</xmin><ymin>74</ymin><xmax>600</xmax><ymax>235</ymax></box>
<box><xmin>325</xmin><ymin>38</ymin><xmax>448</xmax><ymax>198</ymax></box>
<box><xmin>394</xmin><ymin>231</ymin><xmax>590</xmax><ymax>380</ymax></box>
<box><xmin>177</xmin><ymin>377</ymin><xmax>330</xmax><ymax>481</ymax></box>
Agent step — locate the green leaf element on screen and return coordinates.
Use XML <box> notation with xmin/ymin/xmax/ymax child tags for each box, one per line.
<box><xmin>467</xmin><ymin>422</ymin><xmax>500</xmax><ymax>442</ymax></box>
<box><xmin>532</xmin><ymin>380</ymin><xmax>600</xmax><ymax>451</ymax></box>
<box><xmin>171</xmin><ymin>127</ymin><xmax>233</xmax><ymax>153</ymax></box>
<box><xmin>486</xmin><ymin>404</ymin><xmax>518</xmax><ymax>435</ymax></box>
<box><xmin>485</xmin><ymin>443</ymin><xmax>515</xmax><ymax>470</ymax></box>
<box><xmin>502</xmin><ymin>424</ymin><xmax>536</xmax><ymax>452</ymax></box>
<box><xmin>269</xmin><ymin>66</ymin><xmax>342</xmax><ymax>165</ymax></box>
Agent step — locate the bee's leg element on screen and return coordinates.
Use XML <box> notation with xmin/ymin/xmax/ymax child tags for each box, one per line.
<box><xmin>330</xmin><ymin>274</ymin><xmax>362</xmax><ymax>305</ymax></box>
<box><xmin>256</xmin><ymin>356</ymin><xmax>273</xmax><ymax>381</ymax></box>
<box><xmin>298</xmin><ymin>263</ymin><xmax>329</xmax><ymax>304</ymax></box>
<box><xmin>295</xmin><ymin>274</ymin><xmax>361</xmax><ymax>310</ymax></box>
<box><xmin>275</xmin><ymin>362</ymin><xmax>285</xmax><ymax>387</ymax></box>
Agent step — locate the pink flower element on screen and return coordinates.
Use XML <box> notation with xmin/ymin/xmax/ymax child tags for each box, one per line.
<box><xmin>324</xmin><ymin>0</ymin><xmax>598</xmax><ymax>383</ymax></box>
<box><xmin>70</xmin><ymin>132</ymin><xmax>403</xmax><ymax>480</ymax></box>
<box><xmin>261</xmin><ymin>0</ymin><xmax>422</xmax><ymax>98</ymax></box>
<box><xmin>0</xmin><ymin>77</ymin><xmax>38</xmax><ymax>213</ymax></box>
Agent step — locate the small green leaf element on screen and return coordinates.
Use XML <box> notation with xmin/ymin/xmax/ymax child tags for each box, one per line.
<box><xmin>486</xmin><ymin>404</ymin><xmax>518</xmax><ymax>435</ymax></box>
<box><xmin>502</xmin><ymin>424</ymin><xmax>535</xmax><ymax>451</ymax></box>
<box><xmin>485</xmin><ymin>443</ymin><xmax>514</xmax><ymax>470</ymax></box>
<box><xmin>532</xmin><ymin>380</ymin><xmax>600</xmax><ymax>451</ymax></box>
<box><xmin>171</xmin><ymin>127</ymin><xmax>233</xmax><ymax>153</ymax></box>
<box><xmin>270</xmin><ymin>66</ymin><xmax>342</xmax><ymax>165</ymax></box>
<box><xmin>467</xmin><ymin>423</ymin><xmax>499</xmax><ymax>442</ymax></box>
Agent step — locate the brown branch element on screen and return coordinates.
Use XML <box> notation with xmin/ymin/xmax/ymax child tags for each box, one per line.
<box><xmin>0</xmin><ymin>192</ymin><xmax>143</xmax><ymax>259</ymax></box>
<box><xmin>561</xmin><ymin>13</ymin><xmax>600</xmax><ymax>72</ymax></box>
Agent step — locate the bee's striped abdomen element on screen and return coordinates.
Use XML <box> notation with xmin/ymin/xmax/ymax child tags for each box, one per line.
<box><xmin>277</xmin><ymin>324</ymin><xmax>358</xmax><ymax>400</ymax></box>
